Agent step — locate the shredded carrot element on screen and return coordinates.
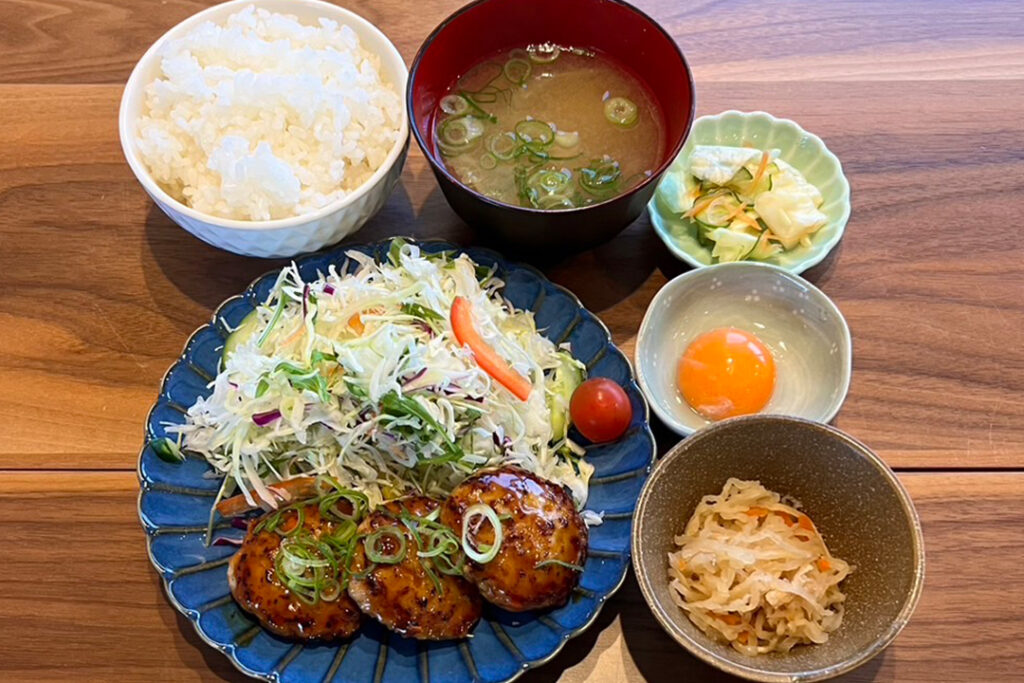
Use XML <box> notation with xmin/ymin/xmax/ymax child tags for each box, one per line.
<box><xmin>737</xmin><ymin>631</ymin><xmax>749</xmax><ymax>644</ymax></box>
<box><xmin>348</xmin><ymin>313</ymin><xmax>366</xmax><ymax>335</ymax></box>
<box><xmin>715</xmin><ymin>613</ymin><xmax>742</xmax><ymax>626</ymax></box>
<box><xmin>751</xmin><ymin>150</ymin><xmax>771</xmax><ymax>188</ymax></box>
<box><xmin>325</xmin><ymin>364</ymin><xmax>345</xmax><ymax>384</ymax></box>
<box><xmin>775</xmin><ymin>511</ymin><xmax>797</xmax><ymax>526</ymax></box>
<box><xmin>279</xmin><ymin>322</ymin><xmax>306</xmax><ymax>347</ymax></box>
<box><xmin>798</xmin><ymin>515</ymin><xmax>815</xmax><ymax>532</ymax></box>
<box><xmin>725</xmin><ymin>201</ymin><xmax>749</xmax><ymax>222</ymax></box>
<box><xmin>731</xmin><ymin>211</ymin><xmax>761</xmax><ymax>229</ymax></box>
<box><xmin>745</xmin><ymin>507</ymin><xmax>769</xmax><ymax>518</ymax></box>
<box><xmin>684</xmin><ymin>193</ymin><xmax>718</xmax><ymax>219</ymax></box>
<box><xmin>816</xmin><ymin>558</ymin><xmax>832</xmax><ymax>572</ymax></box>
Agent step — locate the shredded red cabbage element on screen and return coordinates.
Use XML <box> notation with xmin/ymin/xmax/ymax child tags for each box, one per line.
<box><xmin>212</xmin><ymin>536</ymin><xmax>245</xmax><ymax>547</ymax></box>
<box><xmin>252</xmin><ymin>409</ymin><xmax>282</xmax><ymax>426</ymax></box>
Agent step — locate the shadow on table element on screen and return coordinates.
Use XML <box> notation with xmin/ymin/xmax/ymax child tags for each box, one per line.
<box><xmin>536</xmin><ymin>209</ymin><xmax>680</xmax><ymax>315</ymax></box>
<box><xmin>527</xmin><ymin>569</ymin><xmax>887</xmax><ymax>683</ymax></box>
<box><xmin>140</xmin><ymin>180</ymin><xmax>426</xmax><ymax>318</ymax></box>
<box><xmin>140</xmin><ymin>183</ymin><xmax>668</xmax><ymax>322</ymax></box>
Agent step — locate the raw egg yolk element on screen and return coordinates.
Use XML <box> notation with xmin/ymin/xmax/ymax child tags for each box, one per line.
<box><xmin>678</xmin><ymin>327</ymin><xmax>776</xmax><ymax>421</ymax></box>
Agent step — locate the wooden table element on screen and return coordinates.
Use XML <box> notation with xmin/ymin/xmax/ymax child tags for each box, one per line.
<box><xmin>2</xmin><ymin>0</ymin><xmax>1022</xmax><ymax>680</ymax></box>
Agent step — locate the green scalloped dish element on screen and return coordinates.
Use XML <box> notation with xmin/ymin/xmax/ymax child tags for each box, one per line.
<box><xmin>648</xmin><ymin>110</ymin><xmax>851</xmax><ymax>275</ymax></box>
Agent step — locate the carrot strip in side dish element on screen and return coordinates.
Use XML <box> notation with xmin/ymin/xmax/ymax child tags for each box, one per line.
<box><xmin>683</xmin><ymin>193</ymin><xmax>719</xmax><ymax>219</ymax></box>
<box><xmin>775</xmin><ymin>511</ymin><xmax>797</xmax><ymax>526</ymax></box>
<box><xmin>751</xmin><ymin>150</ymin><xmax>771</xmax><ymax>187</ymax></box>
<box><xmin>725</xmin><ymin>201</ymin><xmax>750</xmax><ymax>222</ymax></box>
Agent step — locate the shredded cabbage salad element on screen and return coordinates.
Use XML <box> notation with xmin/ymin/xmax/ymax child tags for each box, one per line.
<box><xmin>168</xmin><ymin>240</ymin><xmax>597</xmax><ymax>522</ymax></box>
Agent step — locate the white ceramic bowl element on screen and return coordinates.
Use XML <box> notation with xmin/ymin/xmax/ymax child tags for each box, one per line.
<box><xmin>635</xmin><ymin>262</ymin><xmax>852</xmax><ymax>435</ymax></box>
<box><xmin>648</xmin><ymin>110</ymin><xmax>850</xmax><ymax>274</ymax></box>
<box><xmin>119</xmin><ymin>0</ymin><xmax>409</xmax><ymax>258</ymax></box>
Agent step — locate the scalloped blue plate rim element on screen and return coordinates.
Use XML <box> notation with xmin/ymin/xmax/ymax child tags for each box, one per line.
<box><xmin>137</xmin><ymin>236</ymin><xmax>656</xmax><ymax>683</ymax></box>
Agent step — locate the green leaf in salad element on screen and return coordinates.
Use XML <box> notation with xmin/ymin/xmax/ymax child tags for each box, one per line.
<box><xmin>401</xmin><ymin>303</ymin><xmax>445</xmax><ymax>326</ymax></box>
<box><xmin>387</xmin><ymin>237</ymin><xmax>409</xmax><ymax>267</ymax></box>
<box><xmin>379</xmin><ymin>391</ymin><xmax>464</xmax><ymax>464</ymax></box>
<box><xmin>151</xmin><ymin>437</ymin><xmax>185</xmax><ymax>464</ymax></box>
<box><xmin>310</xmin><ymin>349</ymin><xmax>338</xmax><ymax>365</ymax></box>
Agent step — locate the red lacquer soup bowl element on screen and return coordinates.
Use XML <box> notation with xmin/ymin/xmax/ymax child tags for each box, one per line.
<box><xmin>408</xmin><ymin>0</ymin><xmax>695</xmax><ymax>256</ymax></box>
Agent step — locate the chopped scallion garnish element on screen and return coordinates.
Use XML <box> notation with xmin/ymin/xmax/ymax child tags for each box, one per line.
<box><xmin>461</xmin><ymin>503</ymin><xmax>503</xmax><ymax>564</ymax></box>
<box><xmin>364</xmin><ymin>528</ymin><xmax>408</xmax><ymax>564</ymax></box>
<box><xmin>151</xmin><ymin>437</ymin><xmax>185</xmax><ymax>464</ymax></box>
<box><xmin>603</xmin><ymin>96</ymin><xmax>638</xmax><ymax>127</ymax></box>
<box><xmin>535</xmin><ymin>558</ymin><xmax>584</xmax><ymax>572</ymax></box>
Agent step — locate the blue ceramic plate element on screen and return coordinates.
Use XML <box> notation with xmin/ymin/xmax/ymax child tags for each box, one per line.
<box><xmin>138</xmin><ymin>238</ymin><xmax>655</xmax><ymax>682</ymax></box>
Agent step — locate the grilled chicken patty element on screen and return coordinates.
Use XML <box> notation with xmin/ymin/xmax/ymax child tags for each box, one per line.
<box><xmin>227</xmin><ymin>503</ymin><xmax>362</xmax><ymax>641</ymax></box>
<box><xmin>442</xmin><ymin>466</ymin><xmax>588</xmax><ymax>612</ymax></box>
<box><xmin>347</xmin><ymin>496</ymin><xmax>482</xmax><ymax>640</ymax></box>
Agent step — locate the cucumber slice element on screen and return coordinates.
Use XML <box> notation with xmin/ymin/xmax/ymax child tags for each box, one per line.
<box><xmin>222</xmin><ymin>310</ymin><xmax>262</xmax><ymax>362</ymax></box>
<box><xmin>731</xmin><ymin>163</ymin><xmax>775</xmax><ymax>199</ymax></box>
<box><xmin>695</xmin><ymin>217</ymin><xmax>720</xmax><ymax>233</ymax></box>
<box><xmin>750</xmin><ymin>230</ymin><xmax>783</xmax><ymax>261</ymax></box>
<box><xmin>732</xmin><ymin>167</ymin><xmax>753</xmax><ymax>183</ymax></box>
<box><xmin>547</xmin><ymin>352</ymin><xmax>585</xmax><ymax>441</ymax></box>
<box><xmin>700</xmin><ymin>177</ymin><xmax>723</xmax><ymax>193</ymax></box>
<box><xmin>694</xmin><ymin>192</ymin><xmax>743</xmax><ymax>227</ymax></box>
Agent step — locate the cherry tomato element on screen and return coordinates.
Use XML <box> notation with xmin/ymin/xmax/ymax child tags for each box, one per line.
<box><xmin>569</xmin><ymin>378</ymin><xmax>632</xmax><ymax>443</ymax></box>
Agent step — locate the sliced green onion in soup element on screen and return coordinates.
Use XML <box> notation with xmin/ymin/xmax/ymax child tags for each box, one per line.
<box><xmin>578</xmin><ymin>157</ymin><xmax>622</xmax><ymax>194</ymax></box>
<box><xmin>439</xmin><ymin>94</ymin><xmax>470</xmax><ymax>116</ymax></box>
<box><xmin>603</xmin><ymin>96</ymin><xmax>639</xmax><ymax>127</ymax></box>
<box><xmin>514</xmin><ymin>119</ymin><xmax>555</xmax><ymax>146</ymax></box>
<box><xmin>502</xmin><ymin>58</ymin><xmax>532</xmax><ymax>86</ymax></box>
<box><xmin>479</xmin><ymin>153</ymin><xmax>498</xmax><ymax>170</ymax></box>
<box><xmin>458</xmin><ymin>90</ymin><xmax>497</xmax><ymax>122</ymax></box>
<box><xmin>488</xmin><ymin>131</ymin><xmax>519</xmax><ymax>160</ymax></box>
<box><xmin>437</xmin><ymin>115</ymin><xmax>485</xmax><ymax>155</ymax></box>
<box><xmin>528</xmin><ymin>167</ymin><xmax>572</xmax><ymax>194</ymax></box>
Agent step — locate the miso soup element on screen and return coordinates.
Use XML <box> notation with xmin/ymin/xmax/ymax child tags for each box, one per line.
<box><xmin>434</xmin><ymin>44</ymin><xmax>664</xmax><ymax>211</ymax></box>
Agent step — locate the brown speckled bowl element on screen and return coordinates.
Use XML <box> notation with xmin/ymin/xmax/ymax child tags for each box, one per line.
<box><xmin>632</xmin><ymin>415</ymin><xmax>925</xmax><ymax>682</ymax></box>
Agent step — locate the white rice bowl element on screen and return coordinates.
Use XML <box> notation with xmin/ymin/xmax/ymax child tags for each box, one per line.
<box><xmin>135</xmin><ymin>5</ymin><xmax>403</xmax><ymax>221</ymax></box>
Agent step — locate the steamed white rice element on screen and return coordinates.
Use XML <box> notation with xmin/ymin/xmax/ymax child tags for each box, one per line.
<box><xmin>135</xmin><ymin>5</ymin><xmax>403</xmax><ymax>221</ymax></box>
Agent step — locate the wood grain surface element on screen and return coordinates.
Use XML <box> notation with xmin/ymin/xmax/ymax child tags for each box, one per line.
<box><xmin>1</xmin><ymin>0</ymin><xmax>1022</xmax><ymax>680</ymax></box>
<box><xmin>1</xmin><ymin>472</ymin><xmax>1021</xmax><ymax>682</ymax></box>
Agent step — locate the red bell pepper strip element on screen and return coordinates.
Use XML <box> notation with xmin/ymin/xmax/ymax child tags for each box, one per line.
<box><xmin>450</xmin><ymin>296</ymin><xmax>532</xmax><ymax>401</ymax></box>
